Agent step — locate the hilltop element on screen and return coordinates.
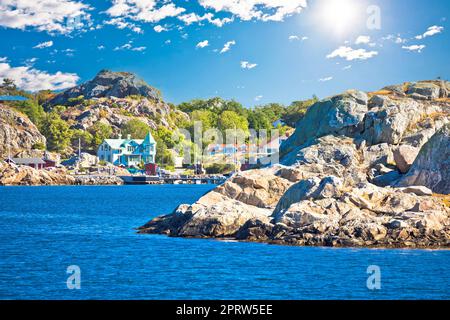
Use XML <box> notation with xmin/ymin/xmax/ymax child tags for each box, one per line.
<box><xmin>47</xmin><ymin>70</ymin><xmax>163</xmax><ymax>107</ymax></box>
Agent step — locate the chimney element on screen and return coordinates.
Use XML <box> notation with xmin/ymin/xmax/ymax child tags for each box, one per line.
<box><xmin>127</xmin><ymin>134</ymin><xmax>131</xmax><ymax>140</ymax></box>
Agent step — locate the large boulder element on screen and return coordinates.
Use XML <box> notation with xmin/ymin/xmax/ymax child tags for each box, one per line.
<box><xmin>397</xmin><ymin>124</ymin><xmax>450</xmax><ymax>194</ymax></box>
<box><xmin>362</xmin><ymin>99</ymin><xmax>429</xmax><ymax>145</ymax></box>
<box><xmin>139</xmin><ymin>191</ymin><xmax>272</xmax><ymax>238</ymax></box>
<box><xmin>406</xmin><ymin>81</ymin><xmax>448</xmax><ymax>100</ymax></box>
<box><xmin>0</xmin><ymin>105</ymin><xmax>46</xmax><ymax>158</ymax></box>
<box><xmin>280</xmin><ymin>90</ymin><xmax>368</xmax><ymax>155</ymax></box>
<box><xmin>393</xmin><ymin>145</ymin><xmax>420</xmax><ymax>173</ymax></box>
<box><xmin>62</xmin><ymin>152</ymin><xmax>99</xmax><ymax>168</ymax></box>
<box><xmin>215</xmin><ymin>168</ymin><xmax>292</xmax><ymax>209</ymax></box>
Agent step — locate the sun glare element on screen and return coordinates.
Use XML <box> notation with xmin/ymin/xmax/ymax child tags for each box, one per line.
<box><xmin>318</xmin><ymin>0</ymin><xmax>360</xmax><ymax>36</ymax></box>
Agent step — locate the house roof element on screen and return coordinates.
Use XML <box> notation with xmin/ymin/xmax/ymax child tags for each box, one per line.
<box><xmin>12</xmin><ymin>158</ymin><xmax>46</xmax><ymax>165</ymax></box>
<box><xmin>103</xmin><ymin>132</ymin><xmax>156</xmax><ymax>149</ymax></box>
<box><xmin>104</xmin><ymin>138</ymin><xmax>145</xmax><ymax>149</ymax></box>
<box><xmin>143</xmin><ymin>132</ymin><xmax>156</xmax><ymax>145</ymax></box>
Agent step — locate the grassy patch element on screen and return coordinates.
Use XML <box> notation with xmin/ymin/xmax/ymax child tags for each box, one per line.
<box><xmin>434</xmin><ymin>97</ymin><xmax>450</xmax><ymax>103</ymax></box>
<box><xmin>368</xmin><ymin>89</ymin><xmax>393</xmax><ymax>97</ymax></box>
<box><xmin>433</xmin><ymin>194</ymin><xmax>450</xmax><ymax>208</ymax></box>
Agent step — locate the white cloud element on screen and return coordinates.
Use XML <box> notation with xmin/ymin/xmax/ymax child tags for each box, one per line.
<box><xmin>0</xmin><ymin>60</ymin><xmax>79</xmax><ymax>91</ymax></box>
<box><xmin>196</xmin><ymin>40</ymin><xmax>209</xmax><ymax>49</ymax></box>
<box><xmin>254</xmin><ymin>95</ymin><xmax>263</xmax><ymax>101</ymax></box>
<box><xmin>114</xmin><ymin>41</ymin><xmax>146</xmax><ymax>52</ymax></box>
<box><xmin>0</xmin><ymin>0</ymin><xmax>92</xmax><ymax>34</ymax></box>
<box><xmin>382</xmin><ymin>34</ymin><xmax>407</xmax><ymax>44</ymax></box>
<box><xmin>289</xmin><ymin>35</ymin><xmax>308</xmax><ymax>41</ymax></box>
<box><xmin>415</xmin><ymin>25</ymin><xmax>444</xmax><ymax>39</ymax></box>
<box><xmin>178</xmin><ymin>12</ymin><xmax>207</xmax><ymax>25</ymax></box>
<box><xmin>132</xmin><ymin>46</ymin><xmax>146</xmax><ymax>52</ymax></box>
<box><xmin>319</xmin><ymin>76</ymin><xmax>333</xmax><ymax>82</ymax></box>
<box><xmin>241</xmin><ymin>61</ymin><xmax>257</xmax><ymax>69</ymax></box>
<box><xmin>154</xmin><ymin>25</ymin><xmax>168</xmax><ymax>33</ymax></box>
<box><xmin>33</xmin><ymin>41</ymin><xmax>54</xmax><ymax>49</ymax></box>
<box><xmin>208</xmin><ymin>16</ymin><xmax>234</xmax><ymax>27</ymax></box>
<box><xmin>97</xmin><ymin>45</ymin><xmax>105</xmax><ymax>50</ymax></box>
<box><xmin>355</xmin><ymin>35</ymin><xmax>370</xmax><ymax>45</ymax></box>
<box><xmin>106</xmin><ymin>0</ymin><xmax>185</xmax><ymax>24</ymax></box>
<box><xmin>24</xmin><ymin>57</ymin><xmax>38</xmax><ymax>66</ymax></box>
<box><xmin>220</xmin><ymin>40</ymin><xmax>236</xmax><ymax>53</ymax></box>
<box><xmin>198</xmin><ymin>0</ymin><xmax>307</xmax><ymax>22</ymax></box>
<box><xmin>402</xmin><ymin>44</ymin><xmax>426</xmax><ymax>53</ymax></box>
<box><xmin>326</xmin><ymin>46</ymin><xmax>378</xmax><ymax>61</ymax></box>
<box><xmin>342</xmin><ymin>65</ymin><xmax>352</xmax><ymax>70</ymax></box>
<box><xmin>178</xmin><ymin>12</ymin><xmax>233</xmax><ymax>27</ymax></box>
<box><xmin>104</xmin><ymin>18</ymin><xmax>143</xmax><ymax>33</ymax></box>
<box><xmin>63</xmin><ymin>48</ymin><xmax>75</xmax><ymax>57</ymax></box>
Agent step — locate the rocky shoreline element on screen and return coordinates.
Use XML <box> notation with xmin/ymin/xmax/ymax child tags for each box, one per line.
<box><xmin>0</xmin><ymin>161</ymin><xmax>123</xmax><ymax>186</ymax></box>
<box><xmin>139</xmin><ymin>81</ymin><xmax>450</xmax><ymax>249</ymax></box>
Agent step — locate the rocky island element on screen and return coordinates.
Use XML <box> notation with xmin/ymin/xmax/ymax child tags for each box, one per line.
<box><xmin>139</xmin><ymin>80</ymin><xmax>450</xmax><ymax>249</ymax></box>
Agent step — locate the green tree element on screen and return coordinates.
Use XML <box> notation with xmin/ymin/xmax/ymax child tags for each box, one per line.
<box><xmin>154</xmin><ymin>126</ymin><xmax>178</xmax><ymax>149</ymax></box>
<box><xmin>40</xmin><ymin>112</ymin><xmax>73</xmax><ymax>152</ymax></box>
<box><xmin>89</xmin><ymin>122</ymin><xmax>113</xmax><ymax>149</ymax></box>
<box><xmin>205</xmin><ymin>163</ymin><xmax>236</xmax><ymax>174</ymax></box>
<box><xmin>71</xmin><ymin>129</ymin><xmax>94</xmax><ymax>152</ymax></box>
<box><xmin>14</xmin><ymin>100</ymin><xmax>46</xmax><ymax>127</ymax></box>
<box><xmin>1</xmin><ymin>78</ymin><xmax>17</xmax><ymax>92</ymax></box>
<box><xmin>122</xmin><ymin>119</ymin><xmax>149</xmax><ymax>139</ymax></box>
<box><xmin>190</xmin><ymin>109</ymin><xmax>216</xmax><ymax>131</ymax></box>
<box><xmin>218</xmin><ymin>110</ymin><xmax>249</xmax><ymax>132</ymax></box>
<box><xmin>155</xmin><ymin>140</ymin><xmax>175</xmax><ymax>168</ymax></box>
<box><xmin>282</xmin><ymin>96</ymin><xmax>319</xmax><ymax>127</ymax></box>
<box><xmin>248</xmin><ymin>109</ymin><xmax>272</xmax><ymax>131</ymax></box>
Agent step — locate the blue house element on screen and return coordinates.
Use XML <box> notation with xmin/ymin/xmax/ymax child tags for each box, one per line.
<box><xmin>97</xmin><ymin>133</ymin><xmax>157</xmax><ymax>167</ymax></box>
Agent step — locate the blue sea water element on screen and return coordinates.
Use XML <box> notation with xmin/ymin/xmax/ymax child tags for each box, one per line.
<box><xmin>0</xmin><ymin>185</ymin><xmax>449</xmax><ymax>300</ymax></box>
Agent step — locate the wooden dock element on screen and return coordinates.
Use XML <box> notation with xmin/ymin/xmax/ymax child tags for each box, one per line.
<box><xmin>119</xmin><ymin>175</ymin><xmax>227</xmax><ymax>185</ymax></box>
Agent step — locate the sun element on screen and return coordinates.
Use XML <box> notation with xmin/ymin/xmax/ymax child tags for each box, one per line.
<box><xmin>317</xmin><ymin>0</ymin><xmax>361</xmax><ymax>36</ymax></box>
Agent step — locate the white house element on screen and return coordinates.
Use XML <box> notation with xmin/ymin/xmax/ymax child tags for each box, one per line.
<box><xmin>97</xmin><ymin>133</ymin><xmax>157</xmax><ymax>167</ymax></box>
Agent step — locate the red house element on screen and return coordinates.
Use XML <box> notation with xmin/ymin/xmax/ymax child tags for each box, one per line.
<box><xmin>11</xmin><ymin>158</ymin><xmax>46</xmax><ymax>170</ymax></box>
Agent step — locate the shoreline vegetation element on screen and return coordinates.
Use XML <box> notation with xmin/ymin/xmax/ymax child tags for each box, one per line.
<box><xmin>1</xmin><ymin>72</ymin><xmax>449</xmax><ymax>249</ymax></box>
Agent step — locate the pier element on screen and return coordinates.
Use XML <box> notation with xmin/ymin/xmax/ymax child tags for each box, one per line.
<box><xmin>119</xmin><ymin>175</ymin><xmax>227</xmax><ymax>185</ymax></box>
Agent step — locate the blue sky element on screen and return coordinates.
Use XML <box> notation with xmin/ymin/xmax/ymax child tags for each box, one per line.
<box><xmin>0</xmin><ymin>0</ymin><xmax>448</xmax><ymax>107</ymax></box>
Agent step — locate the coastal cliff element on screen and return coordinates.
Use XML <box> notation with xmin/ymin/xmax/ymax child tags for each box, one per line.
<box><xmin>0</xmin><ymin>105</ymin><xmax>46</xmax><ymax>158</ymax></box>
<box><xmin>139</xmin><ymin>80</ymin><xmax>450</xmax><ymax>248</ymax></box>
